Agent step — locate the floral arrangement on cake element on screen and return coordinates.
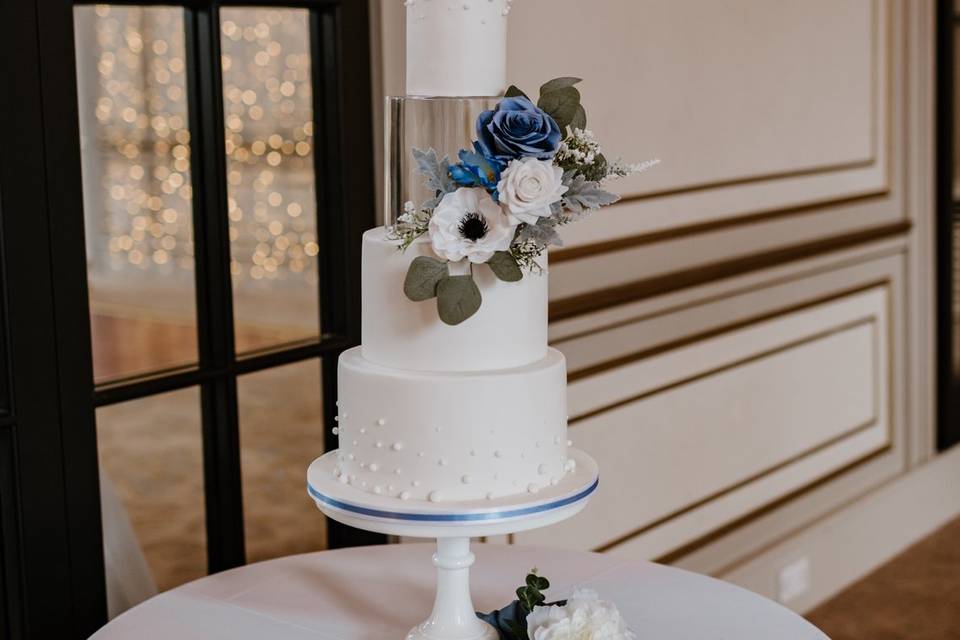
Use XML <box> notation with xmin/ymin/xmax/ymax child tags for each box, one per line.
<box><xmin>477</xmin><ymin>570</ymin><xmax>636</xmax><ymax>640</ymax></box>
<box><xmin>391</xmin><ymin>77</ymin><xmax>658</xmax><ymax>325</ymax></box>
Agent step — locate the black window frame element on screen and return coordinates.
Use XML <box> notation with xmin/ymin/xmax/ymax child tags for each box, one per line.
<box><xmin>0</xmin><ymin>0</ymin><xmax>381</xmax><ymax>637</ymax></box>
<box><xmin>937</xmin><ymin>0</ymin><xmax>960</xmax><ymax>451</ymax></box>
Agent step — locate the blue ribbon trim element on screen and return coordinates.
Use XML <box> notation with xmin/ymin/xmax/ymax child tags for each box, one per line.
<box><xmin>308</xmin><ymin>477</ymin><xmax>599</xmax><ymax>523</ymax></box>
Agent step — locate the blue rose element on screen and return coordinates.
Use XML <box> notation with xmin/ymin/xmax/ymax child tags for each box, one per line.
<box><xmin>449</xmin><ymin>142</ymin><xmax>503</xmax><ymax>197</ymax></box>
<box><xmin>476</xmin><ymin>96</ymin><xmax>562</xmax><ymax>164</ymax></box>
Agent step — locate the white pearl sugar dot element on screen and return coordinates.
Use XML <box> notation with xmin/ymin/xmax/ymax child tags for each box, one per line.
<box><xmin>332</xmin><ymin>427</ymin><xmax>339</xmax><ymax>435</ymax></box>
<box><xmin>394</xmin><ymin>468</ymin><xmax>403</xmax><ymax>475</ymax></box>
<box><xmin>412</xmin><ymin>480</ymin><xmax>421</xmax><ymax>487</ymax></box>
<box><xmin>438</xmin><ymin>458</ymin><xmax>448</xmax><ymax>466</ymax></box>
<box><xmin>339</xmin><ymin>475</ymin><xmax>348</xmax><ymax>484</ymax></box>
<box><xmin>429</xmin><ymin>491</ymin><xmax>443</xmax><ymax>502</ymax></box>
<box><xmin>369</xmin><ymin>462</ymin><xmax>380</xmax><ymax>472</ymax></box>
<box><xmin>360</xmin><ymin>428</ymin><xmax>367</xmax><ymax>434</ymax></box>
<box><xmin>400</xmin><ymin>491</ymin><xmax>411</xmax><ymax>500</ymax></box>
<box><xmin>375</xmin><ymin>441</ymin><xmax>384</xmax><ymax>448</ymax></box>
<box><xmin>494</xmin><ymin>450</ymin><xmax>504</xmax><ymax>458</ymax></box>
<box><xmin>377</xmin><ymin>418</ymin><xmax>386</xmax><ymax>426</ymax></box>
<box><xmin>373</xmin><ymin>486</ymin><xmax>383</xmax><ymax>494</ymax></box>
<box><xmin>392</xmin><ymin>442</ymin><xmax>404</xmax><ymax>451</ymax></box>
<box><xmin>567</xmin><ymin>440</ymin><xmax>573</xmax><ymax>447</ymax></box>
<box><xmin>461</xmin><ymin>475</ymin><xmax>471</xmax><ymax>484</ymax></box>
<box><xmin>538</xmin><ymin>464</ymin><xmax>549</xmax><ymax>475</ymax></box>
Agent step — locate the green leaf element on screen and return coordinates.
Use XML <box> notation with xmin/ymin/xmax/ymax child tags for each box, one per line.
<box><xmin>506</xmin><ymin>619</ymin><xmax>530</xmax><ymax>640</ymax></box>
<box><xmin>537</xmin><ymin>86</ymin><xmax>581</xmax><ymax>132</ymax></box>
<box><xmin>539</xmin><ymin>76</ymin><xmax>582</xmax><ymax>95</ymax></box>
<box><xmin>535</xmin><ymin>576</ymin><xmax>550</xmax><ymax>590</ymax></box>
<box><xmin>488</xmin><ymin>251</ymin><xmax>523</xmax><ymax>282</ymax></box>
<box><xmin>436</xmin><ymin>275</ymin><xmax>482</xmax><ymax>325</ymax></box>
<box><xmin>403</xmin><ymin>256</ymin><xmax>448</xmax><ymax>302</ymax></box>
<box><xmin>570</xmin><ymin>104</ymin><xmax>587</xmax><ymax>131</ymax></box>
<box><xmin>516</xmin><ymin>587</ymin><xmax>530</xmax><ymax>611</ymax></box>
<box><xmin>505</xmin><ymin>85</ymin><xmax>529</xmax><ymax>99</ymax></box>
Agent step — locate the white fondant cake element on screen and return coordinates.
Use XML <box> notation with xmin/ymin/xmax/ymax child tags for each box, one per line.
<box><xmin>404</xmin><ymin>0</ymin><xmax>512</xmax><ymax>97</ymax></box>
<box><xmin>328</xmin><ymin>0</ymin><xmax>573</xmax><ymax>503</ymax></box>
<box><xmin>361</xmin><ymin>228</ymin><xmax>547</xmax><ymax>372</ymax></box>
<box><xmin>334</xmin><ymin>347</ymin><xmax>570</xmax><ymax>502</ymax></box>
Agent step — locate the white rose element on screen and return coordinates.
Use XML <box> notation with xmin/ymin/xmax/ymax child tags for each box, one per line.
<box><xmin>428</xmin><ymin>187</ymin><xmax>517</xmax><ymax>263</ymax></box>
<box><xmin>526</xmin><ymin>589</ymin><xmax>635</xmax><ymax>640</ymax></box>
<box><xmin>497</xmin><ymin>157</ymin><xmax>568</xmax><ymax>226</ymax></box>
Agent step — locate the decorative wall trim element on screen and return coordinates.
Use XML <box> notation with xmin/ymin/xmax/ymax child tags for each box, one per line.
<box><xmin>565</xmin><ymin>281</ymin><xmax>888</xmax><ymax>382</ymax></box>
<box><xmin>551</xmin><ymin>194</ymin><xmax>885</xmax><ymax>264</ymax></box>
<box><xmin>550</xmin><ymin>221</ymin><xmax>910</xmax><ymax>321</ymax></box>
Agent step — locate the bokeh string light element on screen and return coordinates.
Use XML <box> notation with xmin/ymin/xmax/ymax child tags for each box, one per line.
<box><xmin>91</xmin><ymin>4</ymin><xmax>318</xmax><ymax>285</ymax></box>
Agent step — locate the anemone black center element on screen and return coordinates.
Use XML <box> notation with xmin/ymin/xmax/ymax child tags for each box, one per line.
<box><xmin>458</xmin><ymin>212</ymin><xmax>488</xmax><ymax>241</ymax></box>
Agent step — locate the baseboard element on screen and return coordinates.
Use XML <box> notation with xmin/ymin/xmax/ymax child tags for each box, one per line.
<box><xmin>712</xmin><ymin>444</ymin><xmax>960</xmax><ymax>614</ymax></box>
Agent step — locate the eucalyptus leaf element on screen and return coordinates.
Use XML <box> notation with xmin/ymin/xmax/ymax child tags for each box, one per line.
<box><xmin>403</xmin><ymin>256</ymin><xmax>448</xmax><ymax>301</ymax></box>
<box><xmin>539</xmin><ymin>76</ymin><xmax>582</xmax><ymax>95</ymax></box>
<box><xmin>570</xmin><ymin>104</ymin><xmax>587</xmax><ymax>131</ymax></box>
<box><xmin>505</xmin><ymin>85</ymin><xmax>529</xmax><ymax>99</ymax></box>
<box><xmin>537</xmin><ymin>86</ymin><xmax>581</xmax><ymax>131</ymax></box>
<box><xmin>487</xmin><ymin>251</ymin><xmax>523</xmax><ymax>282</ymax></box>
<box><xmin>436</xmin><ymin>275</ymin><xmax>482</xmax><ymax>325</ymax></box>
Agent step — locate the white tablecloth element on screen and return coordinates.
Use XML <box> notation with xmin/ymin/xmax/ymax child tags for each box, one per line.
<box><xmin>91</xmin><ymin>544</ymin><xmax>829</xmax><ymax>639</ymax></box>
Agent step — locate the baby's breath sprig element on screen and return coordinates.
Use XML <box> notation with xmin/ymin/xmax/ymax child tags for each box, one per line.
<box><xmin>510</xmin><ymin>238</ymin><xmax>546</xmax><ymax>274</ymax></box>
<box><xmin>388</xmin><ymin>200</ymin><xmax>432</xmax><ymax>252</ymax></box>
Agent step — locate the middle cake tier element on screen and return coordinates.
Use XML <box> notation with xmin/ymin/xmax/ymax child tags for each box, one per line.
<box><xmin>334</xmin><ymin>346</ymin><xmax>571</xmax><ymax>503</ymax></box>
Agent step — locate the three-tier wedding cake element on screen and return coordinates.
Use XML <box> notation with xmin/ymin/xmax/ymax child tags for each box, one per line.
<box><xmin>330</xmin><ymin>0</ymin><xmax>574</xmax><ymax>504</ymax></box>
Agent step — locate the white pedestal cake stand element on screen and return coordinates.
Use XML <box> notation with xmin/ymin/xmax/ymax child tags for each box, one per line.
<box><xmin>307</xmin><ymin>448</ymin><xmax>599</xmax><ymax>640</ymax></box>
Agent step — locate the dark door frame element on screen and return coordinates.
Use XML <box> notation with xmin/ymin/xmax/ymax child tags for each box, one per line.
<box><xmin>936</xmin><ymin>0</ymin><xmax>959</xmax><ymax>451</ymax></box>
<box><xmin>0</xmin><ymin>1</ymin><xmax>379</xmax><ymax>637</ymax></box>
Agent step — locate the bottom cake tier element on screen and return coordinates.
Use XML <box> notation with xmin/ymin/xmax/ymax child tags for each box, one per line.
<box><xmin>333</xmin><ymin>347</ymin><xmax>571</xmax><ymax>502</ymax></box>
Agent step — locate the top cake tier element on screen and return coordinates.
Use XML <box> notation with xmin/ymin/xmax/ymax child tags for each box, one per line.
<box><xmin>361</xmin><ymin>227</ymin><xmax>548</xmax><ymax>372</ymax></box>
<box><xmin>404</xmin><ymin>0</ymin><xmax>512</xmax><ymax>97</ymax></box>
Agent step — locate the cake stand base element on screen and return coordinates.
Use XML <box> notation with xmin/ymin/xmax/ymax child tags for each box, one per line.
<box><xmin>405</xmin><ymin>538</ymin><xmax>500</xmax><ymax>640</ymax></box>
<box><xmin>307</xmin><ymin>448</ymin><xmax>598</xmax><ymax>640</ymax></box>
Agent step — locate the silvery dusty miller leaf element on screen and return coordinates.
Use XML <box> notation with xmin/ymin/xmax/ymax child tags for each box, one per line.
<box><xmin>436</xmin><ymin>275</ymin><xmax>482</xmax><ymax>325</ymax></box>
<box><xmin>487</xmin><ymin>251</ymin><xmax>523</xmax><ymax>282</ymax></box>
<box><xmin>403</xmin><ymin>256</ymin><xmax>447</xmax><ymax>301</ymax></box>
<box><xmin>519</xmin><ymin>220</ymin><xmax>563</xmax><ymax>248</ymax></box>
<box><xmin>563</xmin><ymin>177</ymin><xmax>619</xmax><ymax>212</ymax></box>
<box><xmin>411</xmin><ymin>147</ymin><xmax>455</xmax><ymax>196</ymax></box>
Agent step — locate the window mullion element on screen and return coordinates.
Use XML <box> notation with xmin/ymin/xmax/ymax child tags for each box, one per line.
<box><xmin>183</xmin><ymin>3</ymin><xmax>246</xmax><ymax>572</ymax></box>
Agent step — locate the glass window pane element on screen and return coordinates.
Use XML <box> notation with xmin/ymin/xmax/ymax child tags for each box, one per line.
<box><xmin>220</xmin><ymin>8</ymin><xmax>321</xmax><ymax>355</ymax></box>
<box><xmin>238</xmin><ymin>360</ymin><xmax>326</xmax><ymax>562</ymax></box>
<box><xmin>97</xmin><ymin>387</ymin><xmax>206</xmax><ymax>598</ymax></box>
<box><xmin>74</xmin><ymin>5</ymin><xmax>198</xmax><ymax>384</ymax></box>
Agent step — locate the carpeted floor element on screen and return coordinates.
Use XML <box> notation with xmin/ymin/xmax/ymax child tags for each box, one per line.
<box><xmin>806</xmin><ymin>516</ymin><xmax>960</xmax><ymax>639</ymax></box>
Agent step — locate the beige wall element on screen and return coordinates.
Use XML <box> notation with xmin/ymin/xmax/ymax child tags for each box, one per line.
<box><xmin>375</xmin><ymin>0</ymin><xmax>945</xmax><ymax>611</ymax></box>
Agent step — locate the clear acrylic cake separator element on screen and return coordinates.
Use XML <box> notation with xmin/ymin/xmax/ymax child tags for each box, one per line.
<box><xmin>307</xmin><ymin>448</ymin><xmax>599</xmax><ymax>640</ymax></box>
<box><xmin>383</xmin><ymin>95</ymin><xmax>499</xmax><ymax>229</ymax></box>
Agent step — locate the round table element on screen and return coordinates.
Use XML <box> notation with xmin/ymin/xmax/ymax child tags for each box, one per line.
<box><xmin>91</xmin><ymin>544</ymin><xmax>829</xmax><ymax>639</ymax></box>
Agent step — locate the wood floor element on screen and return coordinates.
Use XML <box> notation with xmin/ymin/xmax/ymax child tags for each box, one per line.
<box><xmin>806</xmin><ymin>516</ymin><xmax>960</xmax><ymax>639</ymax></box>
